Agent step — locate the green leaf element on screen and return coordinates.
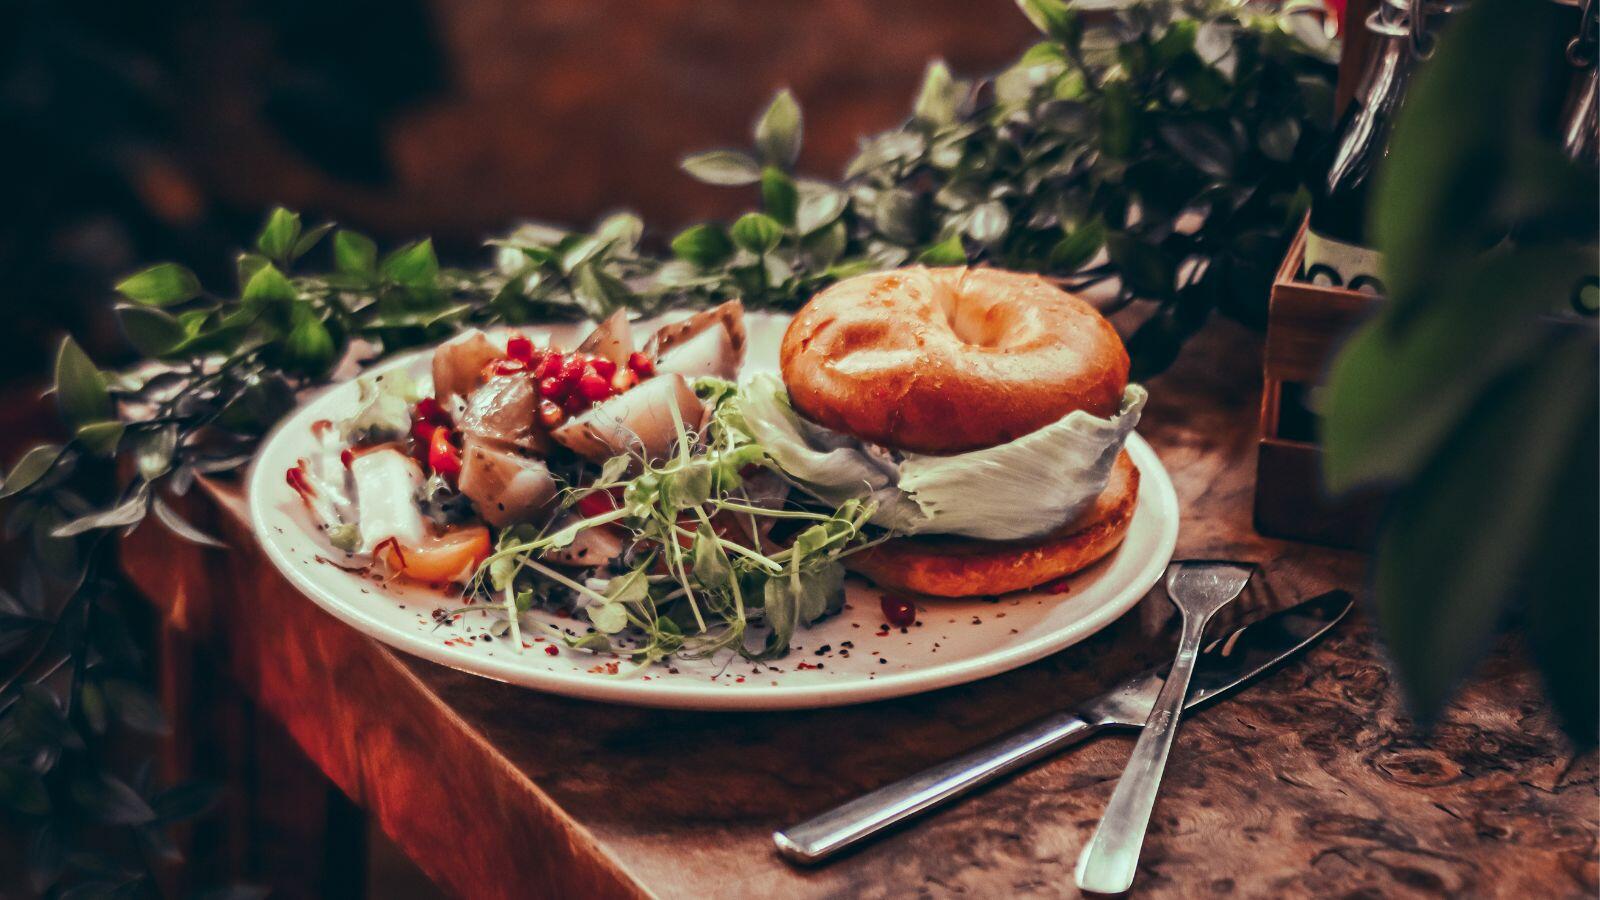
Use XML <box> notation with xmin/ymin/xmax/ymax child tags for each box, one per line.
<box><xmin>0</xmin><ymin>445</ymin><xmax>64</xmax><ymax>499</ymax></box>
<box><xmin>380</xmin><ymin>240</ymin><xmax>440</xmax><ymax>286</ymax></box>
<box><xmin>241</xmin><ymin>263</ymin><xmax>297</xmax><ymax>308</ymax></box>
<box><xmin>1049</xmin><ymin>219</ymin><xmax>1106</xmax><ymax>272</ymax></box>
<box><xmin>0</xmin><ymin>766</ymin><xmax>51</xmax><ymax>816</ymax></box>
<box><xmin>333</xmin><ymin>230</ymin><xmax>378</xmax><ymax>277</ymax></box>
<box><xmin>802</xmin><ymin>221</ymin><xmax>848</xmax><ymax>268</ymax></box>
<box><xmin>761</xmin><ymin>167</ymin><xmax>799</xmax><ymax>226</ymax></box>
<box><xmin>1322</xmin><ymin>246</ymin><xmax>1593</xmax><ymax>492</ymax></box>
<box><xmin>670</xmin><ymin>224</ymin><xmax>735</xmax><ymax>268</ymax></box>
<box><xmin>256</xmin><ymin>208</ymin><xmax>302</xmax><ymax>263</ymax></box>
<box><xmin>290</xmin><ymin>222</ymin><xmax>336</xmax><ymax>261</ymax></box>
<box><xmin>1523</xmin><ymin>409</ymin><xmax>1599</xmax><ymax>744</ymax></box>
<box><xmin>102</xmin><ymin>679</ymin><xmax>171</xmax><ymax>734</ymax></box>
<box><xmin>283</xmin><ymin>307</ymin><xmax>337</xmax><ymax>376</ymax></box>
<box><xmin>1374</xmin><ymin>336</ymin><xmax>1596</xmax><ymax>725</ymax></box>
<box><xmin>135</xmin><ymin>426</ymin><xmax>178</xmax><ymax>482</ymax></box>
<box><xmin>795</xmin><ymin>183</ymin><xmax>848</xmax><ymax>235</ymax></box>
<box><xmin>1100</xmin><ymin>81</ymin><xmax>1139</xmax><ymax>159</ymax></box>
<box><xmin>1016</xmin><ymin>0</ymin><xmax>1081</xmax><ymax>45</ymax></box>
<box><xmin>54</xmin><ymin>336</ymin><xmax>112</xmax><ymax>427</ymax></box>
<box><xmin>70</xmin><ymin>773</ymin><xmax>156</xmax><ymax>825</ymax></box>
<box><xmin>1370</xmin><ymin>0</ymin><xmax>1568</xmax><ymax>307</ymax></box>
<box><xmin>917</xmin><ymin>234</ymin><xmax>967</xmax><ymax>266</ymax></box>
<box><xmin>692</xmin><ymin>523</ymin><xmax>734</xmax><ymax>592</ymax></box>
<box><xmin>573</xmin><ymin>265</ymin><xmax>634</xmax><ymax>317</ymax></box>
<box><xmin>754</xmin><ymin>88</ymin><xmax>803</xmax><ymax>168</ymax></box>
<box><xmin>117</xmin><ymin>305</ymin><xmax>187</xmax><ymax>357</ymax></box>
<box><xmin>681</xmin><ymin>150</ymin><xmax>762</xmax><ymax>186</ymax></box>
<box><xmin>731</xmin><ymin>213</ymin><xmax>785</xmax><ymax>254</ymax></box>
<box><xmin>1157</xmin><ymin>120</ymin><xmax>1235</xmax><ymax>178</ymax></box>
<box><xmin>115</xmin><ymin>263</ymin><xmax>201</xmax><ymax>307</ymax></box>
<box><xmin>53</xmin><ymin>486</ymin><xmax>150</xmax><ymax>537</ymax></box>
<box><xmin>965</xmin><ymin>201</ymin><xmax>1010</xmax><ymax>246</ymax></box>
<box><xmin>1257</xmin><ymin>118</ymin><xmax>1301</xmax><ymax>163</ymax></box>
<box><xmin>914</xmin><ymin>60</ymin><xmax>962</xmax><ymax>126</ymax></box>
<box><xmin>1105</xmin><ymin>234</ymin><xmax>1175</xmax><ymax>297</ymax></box>
<box><xmin>75</xmin><ymin>421</ymin><xmax>125</xmax><ymax>457</ymax></box>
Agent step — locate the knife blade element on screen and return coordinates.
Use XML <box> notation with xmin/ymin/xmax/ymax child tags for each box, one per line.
<box><xmin>773</xmin><ymin>590</ymin><xmax>1353</xmax><ymax>865</ymax></box>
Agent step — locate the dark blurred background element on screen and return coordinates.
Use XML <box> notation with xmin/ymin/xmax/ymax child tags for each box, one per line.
<box><xmin>0</xmin><ymin>0</ymin><xmax>1037</xmax><ymax>388</ymax></box>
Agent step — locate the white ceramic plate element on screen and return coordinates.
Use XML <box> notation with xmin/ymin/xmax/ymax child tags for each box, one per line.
<box><xmin>249</xmin><ymin>312</ymin><xmax>1179</xmax><ymax>710</ymax></box>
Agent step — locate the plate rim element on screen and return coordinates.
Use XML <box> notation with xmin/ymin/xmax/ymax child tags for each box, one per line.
<box><xmin>247</xmin><ymin>321</ymin><xmax>1180</xmax><ymax>711</ymax></box>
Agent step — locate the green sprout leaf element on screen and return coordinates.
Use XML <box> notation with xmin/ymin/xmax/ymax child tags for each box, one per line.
<box><xmin>115</xmin><ymin>263</ymin><xmax>201</xmax><ymax>307</ymax></box>
<box><xmin>754</xmin><ymin>88</ymin><xmax>803</xmax><ymax>168</ymax></box>
<box><xmin>681</xmin><ymin>150</ymin><xmax>762</xmax><ymax>186</ymax></box>
<box><xmin>256</xmin><ymin>208</ymin><xmax>302</xmax><ymax>263</ymax></box>
<box><xmin>671</xmin><ymin>224</ymin><xmax>736</xmax><ymax>268</ymax></box>
<box><xmin>731</xmin><ymin>213</ymin><xmax>785</xmax><ymax>254</ymax></box>
<box><xmin>54</xmin><ymin>337</ymin><xmax>112</xmax><ymax>427</ymax></box>
<box><xmin>334</xmin><ymin>229</ymin><xmax>379</xmax><ymax>277</ymax></box>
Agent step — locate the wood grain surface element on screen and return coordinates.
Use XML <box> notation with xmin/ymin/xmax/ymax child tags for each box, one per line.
<box><xmin>120</xmin><ymin>319</ymin><xmax>1598</xmax><ymax>899</ymax></box>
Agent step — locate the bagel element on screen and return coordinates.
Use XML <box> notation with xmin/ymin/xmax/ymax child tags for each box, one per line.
<box><xmin>780</xmin><ymin>266</ymin><xmax>1129</xmax><ymax>454</ymax></box>
<box><xmin>846</xmin><ymin>450</ymin><xmax>1139</xmax><ymax>597</ymax></box>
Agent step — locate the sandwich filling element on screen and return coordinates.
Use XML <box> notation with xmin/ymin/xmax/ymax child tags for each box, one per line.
<box><xmin>736</xmin><ymin>373</ymin><xmax>1146</xmax><ymax>542</ymax></box>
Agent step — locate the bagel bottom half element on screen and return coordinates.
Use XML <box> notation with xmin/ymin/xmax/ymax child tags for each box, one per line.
<box><xmin>846</xmin><ymin>451</ymin><xmax>1139</xmax><ymax>597</ymax></box>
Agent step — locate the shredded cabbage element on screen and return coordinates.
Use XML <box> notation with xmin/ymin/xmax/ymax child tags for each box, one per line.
<box><xmin>738</xmin><ymin>374</ymin><xmax>1145</xmax><ymax>541</ymax></box>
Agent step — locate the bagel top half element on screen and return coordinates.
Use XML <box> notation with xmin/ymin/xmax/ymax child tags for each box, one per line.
<box><xmin>779</xmin><ymin>267</ymin><xmax>1128</xmax><ymax>454</ymax></box>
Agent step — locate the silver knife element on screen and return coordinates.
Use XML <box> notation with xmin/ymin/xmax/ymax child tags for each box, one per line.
<box><xmin>773</xmin><ymin>590</ymin><xmax>1353</xmax><ymax>865</ymax></box>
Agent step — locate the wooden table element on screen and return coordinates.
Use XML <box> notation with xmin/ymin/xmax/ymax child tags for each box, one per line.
<box><xmin>120</xmin><ymin>320</ymin><xmax>1598</xmax><ymax>898</ymax></box>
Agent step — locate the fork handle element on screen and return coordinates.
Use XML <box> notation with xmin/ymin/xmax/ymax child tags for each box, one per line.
<box><xmin>1074</xmin><ymin>615</ymin><xmax>1207</xmax><ymax>893</ymax></box>
<box><xmin>774</xmin><ymin>711</ymin><xmax>1101</xmax><ymax>864</ymax></box>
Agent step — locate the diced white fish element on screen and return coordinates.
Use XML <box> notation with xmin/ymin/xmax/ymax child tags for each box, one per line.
<box><xmin>541</xmin><ymin>515</ymin><xmax>626</xmax><ymax>568</ymax></box>
<box><xmin>458</xmin><ymin>374</ymin><xmax>547</xmax><ymax>453</ymax></box>
<box><xmin>576</xmin><ymin>309</ymin><xmax>635</xmax><ymax>366</ymax></box>
<box><xmin>431</xmin><ymin>329</ymin><xmax>501</xmax><ymax>404</ymax></box>
<box><xmin>458</xmin><ymin>435</ymin><xmax>558</xmax><ymax>527</ymax></box>
<box><xmin>550</xmin><ymin>374</ymin><xmax>704</xmax><ymax>466</ymax></box>
<box><xmin>349</xmin><ymin>449</ymin><xmax>428</xmax><ymax>553</ymax></box>
<box><xmin>645</xmin><ymin>300</ymin><xmax>746</xmax><ymax>380</ymax></box>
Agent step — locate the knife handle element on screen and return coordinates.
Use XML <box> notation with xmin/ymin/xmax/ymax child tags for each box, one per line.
<box><xmin>773</xmin><ymin>712</ymin><xmax>1102</xmax><ymax>864</ymax></box>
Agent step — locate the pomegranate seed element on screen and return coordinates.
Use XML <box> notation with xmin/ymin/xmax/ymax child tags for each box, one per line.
<box><xmin>428</xmin><ymin>426</ymin><xmax>461</xmax><ymax>477</ymax></box>
<box><xmin>576</xmin><ymin>491</ymin><xmax>617</xmax><ymax>517</ymax></box>
<box><xmin>411</xmin><ymin>416</ymin><xmax>437</xmax><ymax>444</ymax></box>
<box><xmin>415</xmin><ymin>396</ymin><xmax>446</xmax><ymax>424</ymax></box>
<box><xmin>558</xmin><ymin>355</ymin><xmax>586</xmax><ymax>387</ymax></box>
<box><xmin>880</xmin><ymin>595</ymin><xmax>916</xmax><ymax>628</ymax></box>
<box><xmin>563</xmin><ymin>392</ymin><xmax>590</xmax><ymax>415</ymax></box>
<box><xmin>538</xmin><ymin>399</ymin><xmax>565</xmax><ymax>428</ymax></box>
<box><xmin>611</xmin><ymin>368</ymin><xmax>637</xmax><ymax>393</ymax></box>
<box><xmin>506</xmin><ymin>334</ymin><xmax>533</xmax><ymax>362</ymax></box>
<box><xmin>544</xmin><ymin>644</ymin><xmax>560</xmax><ymax>656</ymax></box>
<box><xmin>534</xmin><ymin>352</ymin><xmax>564</xmax><ymax>380</ymax></box>
<box><xmin>539</xmin><ymin>375</ymin><xmax>568</xmax><ymax>402</ymax></box>
<box><xmin>589</xmin><ymin>356</ymin><xmax>617</xmax><ymax>379</ymax></box>
<box><xmin>627</xmin><ymin>352</ymin><xmax>655</xmax><ymax>377</ymax></box>
<box><xmin>577</xmin><ymin>370</ymin><xmax>612</xmax><ymax>402</ymax></box>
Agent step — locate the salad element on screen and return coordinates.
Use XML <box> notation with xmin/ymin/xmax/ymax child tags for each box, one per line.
<box><xmin>286</xmin><ymin>301</ymin><xmax>883</xmax><ymax>665</ymax></box>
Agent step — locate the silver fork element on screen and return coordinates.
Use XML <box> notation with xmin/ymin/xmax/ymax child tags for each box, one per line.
<box><xmin>1074</xmin><ymin>560</ymin><xmax>1254</xmax><ymax>894</ymax></box>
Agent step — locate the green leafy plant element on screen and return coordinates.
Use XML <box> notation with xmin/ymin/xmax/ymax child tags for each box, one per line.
<box><xmin>1323</xmin><ymin>0</ymin><xmax>1598</xmax><ymax>740</ymax></box>
<box><xmin>0</xmin><ymin>0</ymin><xmax>1337</xmax><ymax>891</ymax></box>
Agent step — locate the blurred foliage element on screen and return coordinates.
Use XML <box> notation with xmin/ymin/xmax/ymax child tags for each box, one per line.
<box><xmin>1323</xmin><ymin>0</ymin><xmax>1598</xmax><ymax>741</ymax></box>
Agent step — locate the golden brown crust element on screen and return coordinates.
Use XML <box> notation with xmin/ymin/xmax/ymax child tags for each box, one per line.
<box><xmin>780</xmin><ymin>267</ymin><xmax>1129</xmax><ymax>454</ymax></box>
<box><xmin>846</xmin><ymin>451</ymin><xmax>1140</xmax><ymax>597</ymax></box>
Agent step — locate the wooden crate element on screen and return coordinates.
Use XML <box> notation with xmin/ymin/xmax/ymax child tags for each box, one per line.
<box><xmin>1253</xmin><ymin>219</ymin><xmax>1385</xmax><ymax>549</ymax></box>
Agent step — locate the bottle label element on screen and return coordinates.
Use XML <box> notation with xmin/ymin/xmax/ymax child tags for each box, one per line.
<box><xmin>1304</xmin><ymin>229</ymin><xmax>1386</xmax><ymax>295</ymax></box>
